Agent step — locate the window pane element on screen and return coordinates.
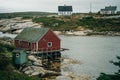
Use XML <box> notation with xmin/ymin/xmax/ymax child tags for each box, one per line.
<box><xmin>48</xmin><ymin>42</ymin><xmax>52</xmax><ymax>47</ymax></box>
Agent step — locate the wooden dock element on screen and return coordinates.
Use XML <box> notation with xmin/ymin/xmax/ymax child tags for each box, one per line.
<box><xmin>26</xmin><ymin>48</ymin><xmax>69</xmax><ymax>54</ymax></box>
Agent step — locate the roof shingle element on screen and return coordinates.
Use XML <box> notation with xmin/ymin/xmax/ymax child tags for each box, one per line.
<box><xmin>105</xmin><ymin>6</ymin><xmax>117</xmax><ymax>10</ymax></box>
<box><xmin>15</xmin><ymin>27</ymin><xmax>49</xmax><ymax>42</ymax></box>
<box><xmin>58</xmin><ymin>6</ymin><xmax>73</xmax><ymax>11</ymax></box>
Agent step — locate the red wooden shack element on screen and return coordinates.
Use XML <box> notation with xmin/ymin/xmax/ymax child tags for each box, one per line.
<box><xmin>14</xmin><ymin>27</ymin><xmax>60</xmax><ymax>52</ymax></box>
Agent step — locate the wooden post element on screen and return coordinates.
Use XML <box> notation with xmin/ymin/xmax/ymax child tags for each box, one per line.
<box><xmin>31</xmin><ymin>42</ymin><xmax>32</xmax><ymax>51</ymax></box>
<box><xmin>33</xmin><ymin>43</ymin><xmax>35</xmax><ymax>52</ymax></box>
<box><xmin>36</xmin><ymin>42</ymin><xmax>38</xmax><ymax>52</ymax></box>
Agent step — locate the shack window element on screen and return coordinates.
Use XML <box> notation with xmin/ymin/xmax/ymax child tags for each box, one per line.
<box><xmin>48</xmin><ymin>42</ymin><xmax>52</xmax><ymax>47</ymax></box>
<box><xmin>16</xmin><ymin>53</ymin><xmax>19</xmax><ymax>57</ymax></box>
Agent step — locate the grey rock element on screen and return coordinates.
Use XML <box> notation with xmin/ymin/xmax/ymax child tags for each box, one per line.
<box><xmin>56</xmin><ymin>76</ymin><xmax>72</xmax><ymax>80</ymax></box>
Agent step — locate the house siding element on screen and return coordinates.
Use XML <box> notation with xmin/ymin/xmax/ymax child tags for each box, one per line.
<box><xmin>15</xmin><ymin>40</ymin><xmax>37</xmax><ymax>51</ymax></box>
<box><xmin>15</xmin><ymin>29</ymin><xmax>60</xmax><ymax>51</ymax></box>
<box><xmin>58</xmin><ymin>11</ymin><xmax>72</xmax><ymax>15</ymax></box>
<box><xmin>38</xmin><ymin>30</ymin><xmax>60</xmax><ymax>51</ymax></box>
<box><xmin>100</xmin><ymin>6</ymin><xmax>117</xmax><ymax>14</ymax></box>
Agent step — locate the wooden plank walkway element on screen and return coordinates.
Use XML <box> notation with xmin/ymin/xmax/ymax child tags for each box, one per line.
<box><xmin>26</xmin><ymin>48</ymin><xmax>69</xmax><ymax>54</ymax></box>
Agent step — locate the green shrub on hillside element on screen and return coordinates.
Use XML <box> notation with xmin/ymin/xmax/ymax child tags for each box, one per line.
<box><xmin>32</xmin><ymin>17</ymin><xmax>64</xmax><ymax>28</ymax></box>
<box><xmin>0</xmin><ymin>43</ymin><xmax>14</xmax><ymax>53</ymax></box>
<box><xmin>32</xmin><ymin>16</ymin><xmax>120</xmax><ymax>31</ymax></box>
<box><xmin>0</xmin><ymin>54</ymin><xmax>11</xmax><ymax>70</ymax></box>
<box><xmin>78</xmin><ymin>17</ymin><xmax>120</xmax><ymax>31</ymax></box>
<box><xmin>0</xmin><ymin>71</ymin><xmax>39</xmax><ymax>80</ymax></box>
<box><xmin>0</xmin><ymin>53</ymin><xmax>39</xmax><ymax>80</ymax></box>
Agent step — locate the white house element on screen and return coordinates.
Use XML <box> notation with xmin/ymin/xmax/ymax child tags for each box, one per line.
<box><xmin>58</xmin><ymin>5</ymin><xmax>73</xmax><ymax>16</ymax></box>
<box><xmin>100</xmin><ymin>6</ymin><xmax>117</xmax><ymax>14</ymax></box>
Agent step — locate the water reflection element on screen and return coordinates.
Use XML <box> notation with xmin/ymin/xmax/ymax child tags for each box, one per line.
<box><xmin>61</xmin><ymin>36</ymin><xmax>120</xmax><ymax>80</ymax></box>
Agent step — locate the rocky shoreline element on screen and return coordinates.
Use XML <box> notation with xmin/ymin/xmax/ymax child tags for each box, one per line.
<box><xmin>0</xmin><ymin>17</ymin><xmax>41</xmax><ymax>34</ymax></box>
<box><xmin>0</xmin><ymin>18</ymin><xmax>119</xmax><ymax>80</ymax></box>
<box><xmin>0</xmin><ymin>37</ymin><xmax>93</xmax><ymax>80</ymax></box>
<box><xmin>0</xmin><ymin>18</ymin><xmax>120</xmax><ymax>37</ymax></box>
<box><xmin>54</xmin><ymin>31</ymin><xmax>120</xmax><ymax>36</ymax></box>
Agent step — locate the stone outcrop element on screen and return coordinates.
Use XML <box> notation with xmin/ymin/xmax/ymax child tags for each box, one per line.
<box><xmin>0</xmin><ymin>17</ymin><xmax>41</xmax><ymax>33</ymax></box>
<box><xmin>22</xmin><ymin>55</ymin><xmax>60</xmax><ymax>77</ymax></box>
<box><xmin>53</xmin><ymin>30</ymin><xmax>93</xmax><ymax>36</ymax></box>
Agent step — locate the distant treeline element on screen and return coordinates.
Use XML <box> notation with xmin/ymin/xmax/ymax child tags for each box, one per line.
<box><xmin>0</xmin><ymin>12</ymin><xmax>56</xmax><ymax>19</ymax></box>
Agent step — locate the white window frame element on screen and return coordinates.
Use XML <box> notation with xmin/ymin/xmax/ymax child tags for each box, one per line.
<box><xmin>16</xmin><ymin>53</ymin><xmax>19</xmax><ymax>57</ymax></box>
<box><xmin>48</xmin><ymin>42</ymin><xmax>52</xmax><ymax>47</ymax></box>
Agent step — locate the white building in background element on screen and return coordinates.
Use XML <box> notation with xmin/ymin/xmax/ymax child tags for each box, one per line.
<box><xmin>100</xmin><ymin>6</ymin><xmax>117</xmax><ymax>14</ymax></box>
<box><xmin>58</xmin><ymin>5</ymin><xmax>73</xmax><ymax>16</ymax></box>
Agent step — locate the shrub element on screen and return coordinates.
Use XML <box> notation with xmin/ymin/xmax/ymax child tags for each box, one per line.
<box><xmin>0</xmin><ymin>71</ymin><xmax>39</xmax><ymax>80</ymax></box>
<box><xmin>0</xmin><ymin>43</ymin><xmax>14</xmax><ymax>55</ymax></box>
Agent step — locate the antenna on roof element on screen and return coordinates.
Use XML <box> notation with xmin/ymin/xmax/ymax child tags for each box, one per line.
<box><xmin>90</xmin><ymin>2</ymin><xmax>92</xmax><ymax>13</ymax></box>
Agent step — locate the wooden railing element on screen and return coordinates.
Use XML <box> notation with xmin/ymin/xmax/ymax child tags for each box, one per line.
<box><xmin>26</xmin><ymin>47</ymin><xmax>60</xmax><ymax>54</ymax></box>
<box><xmin>16</xmin><ymin>47</ymin><xmax>68</xmax><ymax>54</ymax></box>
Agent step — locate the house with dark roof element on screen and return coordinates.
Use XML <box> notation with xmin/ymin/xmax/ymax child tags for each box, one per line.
<box><xmin>100</xmin><ymin>6</ymin><xmax>117</xmax><ymax>14</ymax></box>
<box><xmin>117</xmin><ymin>11</ymin><xmax>120</xmax><ymax>14</ymax></box>
<box><xmin>14</xmin><ymin>27</ymin><xmax>60</xmax><ymax>52</ymax></box>
<box><xmin>58</xmin><ymin>5</ymin><xmax>73</xmax><ymax>15</ymax></box>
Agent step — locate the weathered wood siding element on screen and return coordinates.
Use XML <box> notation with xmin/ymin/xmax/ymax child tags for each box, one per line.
<box><xmin>15</xmin><ymin>40</ymin><xmax>37</xmax><ymax>51</ymax></box>
<box><xmin>38</xmin><ymin>30</ymin><xmax>60</xmax><ymax>51</ymax></box>
<box><xmin>15</xmin><ymin>30</ymin><xmax>60</xmax><ymax>51</ymax></box>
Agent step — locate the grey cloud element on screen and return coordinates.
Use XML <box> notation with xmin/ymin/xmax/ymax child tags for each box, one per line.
<box><xmin>0</xmin><ymin>0</ymin><xmax>119</xmax><ymax>13</ymax></box>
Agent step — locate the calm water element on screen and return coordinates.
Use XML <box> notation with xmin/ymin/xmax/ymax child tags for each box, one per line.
<box><xmin>60</xmin><ymin>36</ymin><xmax>120</xmax><ymax>79</ymax></box>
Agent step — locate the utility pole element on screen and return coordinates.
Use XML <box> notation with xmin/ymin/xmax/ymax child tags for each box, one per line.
<box><xmin>89</xmin><ymin>2</ymin><xmax>92</xmax><ymax>15</ymax></box>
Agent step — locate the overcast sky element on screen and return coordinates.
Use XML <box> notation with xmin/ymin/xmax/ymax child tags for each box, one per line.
<box><xmin>0</xmin><ymin>0</ymin><xmax>120</xmax><ymax>13</ymax></box>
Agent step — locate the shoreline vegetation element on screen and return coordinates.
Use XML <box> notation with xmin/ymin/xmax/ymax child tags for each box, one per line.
<box><xmin>54</xmin><ymin>31</ymin><xmax>120</xmax><ymax>36</ymax></box>
<box><xmin>0</xmin><ymin>12</ymin><xmax>120</xmax><ymax>36</ymax></box>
